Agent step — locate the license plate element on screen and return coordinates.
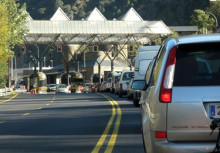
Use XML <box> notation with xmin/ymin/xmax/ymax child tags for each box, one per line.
<box><xmin>210</xmin><ymin>104</ymin><xmax>220</xmax><ymax>118</ymax></box>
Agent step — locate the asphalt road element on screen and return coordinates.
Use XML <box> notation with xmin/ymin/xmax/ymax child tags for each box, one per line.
<box><xmin>0</xmin><ymin>92</ymin><xmax>145</xmax><ymax>153</ymax></box>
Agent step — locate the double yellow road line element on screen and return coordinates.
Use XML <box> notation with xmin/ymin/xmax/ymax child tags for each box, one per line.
<box><xmin>0</xmin><ymin>94</ymin><xmax>18</xmax><ymax>104</ymax></box>
<box><xmin>92</xmin><ymin>94</ymin><xmax>122</xmax><ymax>153</ymax></box>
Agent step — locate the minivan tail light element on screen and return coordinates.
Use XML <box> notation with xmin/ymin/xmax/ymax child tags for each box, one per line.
<box><xmin>159</xmin><ymin>46</ymin><xmax>176</xmax><ymax>103</ymax></box>
<box><xmin>155</xmin><ymin>131</ymin><xmax>167</xmax><ymax>138</ymax></box>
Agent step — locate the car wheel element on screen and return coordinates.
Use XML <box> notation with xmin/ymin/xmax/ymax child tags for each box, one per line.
<box><xmin>141</xmin><ymin>125</ymin><xmax>147</xmax><ymax>152</ymax></box>
<box><xmin>110</xmin><ymin>89</ymin><xmax>113</xmax><ymax>94</ymax></box>
<box><xmin>127</xmin><ymin>92</ymin><xmax>131</xmax><ymax>99</ymax></box>
<box><xmin>133</xmin><ymin>99</ymin><xmax>140</xmax><ymax>107</ymax></box>
<box><xmin>119</xmin><ymin>91</ymin><xmax>122</xmax><ymax>98</ymax></box>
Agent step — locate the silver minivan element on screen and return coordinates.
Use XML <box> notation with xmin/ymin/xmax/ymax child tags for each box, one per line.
<box><xmin>138</xmin><ymin>34</ymin><xmax>220</xmax><ymax>153</ymax></box>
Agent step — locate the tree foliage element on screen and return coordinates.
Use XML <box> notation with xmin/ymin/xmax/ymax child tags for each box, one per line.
<box><xmin>0</xmin><ymin>3</ymin><xmax>10</xmax><ymax>61</ymax></box>
<box><xmin>1</xmin><ymin>0</ymin><xmax>28</xmax><ymax>48</ymax></box>
<box><xmin>191</xmin><ymin>9</ymin><xmax>215</xmax><ymax>34</ymax></box>
<box><xmin>19</xmin><ymin>0</ymin><xmax>215</xmax><ymax>26</ymax></box>
<box><xmin>206</xmin><ymin>1</ymin><xmax>220</xmax><ymax>28</ymax></box>
<box><xmin>0</xmin><ymin>0</ymin><xmax>28</xmax><ymax>87</ymax></box>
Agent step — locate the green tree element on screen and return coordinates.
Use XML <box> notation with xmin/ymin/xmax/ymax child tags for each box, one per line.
<box><xmin>0</xmin><ymin>3</ymin><xmax>10</xmax><ymax>87</ymax></box>
<box><xmin>0</xmin><ymin>0</ymin><xmax>28</xmax><ymax>87</ymax></box>
<box><xmin>0</xmin><ymin>3</ymin><xmax>10</xmax><ymax>61</ymax></box>
<box><xmin>206</xmin><ymin>1</ymin><xmax>220</xmax><ymax>30</ymax></box>
<box><xmin>0</xmin><ymin>0</ymin><xmax>28</xmax><ymax>48</ymax></box>
<box><xmin>0</xmin><ymin>60</ymin><xmax>8</xmax><ymax>88</ymax></box>
<box><xmin>55</xmin><ymin>0</ymin><xmax>64</xmax><ymax>9</ymax></box>
<box><xmin>191</xmin><ymin>9</ymin><xmax>215</xmax><ymax>34</ymax></box>
<box><xmin>38</xmin><ymin>8</ymin><xmax>46</xmax><ymax>15</ymax></box>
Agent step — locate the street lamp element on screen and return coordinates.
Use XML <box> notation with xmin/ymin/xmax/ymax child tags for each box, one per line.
<box><xmin>206</xmin><ymin>12</ymin><xmax>218</xmax><ymax>33</ymax></box>
<box><xmin>14</xmin><ymin>55</ymin><xmax>17</xmax><ymax>84</ymax></box>
<box><xmin>10</xmin><ymin>55</ymin><xmax>17</xmax><ymax>85</ymax></box>
<box><xmin>202</xmin><ymin>11</ymin><xmax>218</xmax><ymax>33</ymax></box>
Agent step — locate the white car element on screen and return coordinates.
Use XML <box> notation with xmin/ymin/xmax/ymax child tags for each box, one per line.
<box><xmin>118</xmin><ymin>71</ymin><xmax>134</xmax><ymax>97</ymax></box>
<box><xmin>47</xmin><ymin>84</ymin><xmax>56</xmax><ymax>92</ymax></box>
<box><xmin>56</xmin><ymin>84</ymin><xmax>70</xmax><ymax>93</ymax></box>
<box><xmin>105</xmin><ymin>78</ymin><xmax>112</xmax><ymax>92</ymax></box>
<box><xmin>110</xmin><ymin>74</ymin><xmax>120</xmax><ymax>93</ymax></box>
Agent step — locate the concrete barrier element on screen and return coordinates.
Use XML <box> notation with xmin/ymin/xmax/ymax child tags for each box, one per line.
<box><xmin>0</xmin><ymin>88</ymin><xmax>11</xmax><ymax>97</ymax></box>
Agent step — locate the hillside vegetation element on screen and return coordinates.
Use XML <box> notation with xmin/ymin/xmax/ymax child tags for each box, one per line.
<box><xmin>19</xmin><ymin>0</ymin><xmax>219</xmax><ymax>26</ymax></box>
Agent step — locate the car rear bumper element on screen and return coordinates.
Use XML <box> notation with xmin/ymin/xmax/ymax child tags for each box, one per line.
<box><xmin>147</xmin><ymin>137</ymin><xmax>215</xmax><ymax>153</ymax></box>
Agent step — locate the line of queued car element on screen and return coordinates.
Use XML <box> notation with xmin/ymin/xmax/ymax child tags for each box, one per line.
<box><xmin>47</xmin><ymin>84</ymin><xmax>70</xmax><ymax>93</ymax></box>
<box><xmin>51</xmin><ymin>34</ymin><xmax>220</xmax><ymax>153</ymax></box>
<box><xmin>135</xmin><ymin>34</ymin><xmax>220</xmax><ymax>153</ymax></box>
<box><xmin>92</xmin><ymin>34</ymin><xmax>220</xmax><ymax>153</ymax></box>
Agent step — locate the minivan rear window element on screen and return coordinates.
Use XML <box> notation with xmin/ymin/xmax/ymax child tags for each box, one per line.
<box><xmin>122</xmin><ymin>72</ymin><xmax>134</xmax><ymax>81</ymax></box>
<box><xmin>173</xmin><ymin>42</ymin><xmax>220</xmax><ymax>86</ymax></box>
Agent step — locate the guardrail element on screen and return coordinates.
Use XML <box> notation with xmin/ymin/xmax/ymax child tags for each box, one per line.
<box><xmin>0</xmin><ymin>88</ymin><xmax>12</xmax><ymax>97</ymax></box>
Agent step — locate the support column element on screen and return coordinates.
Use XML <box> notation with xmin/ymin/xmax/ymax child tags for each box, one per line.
<box><xmin>39</xmin><ymin>60</ymin><xmax>43</xmax><ymax>72</ymax></box>
<box><xmin>111</xmin><ymin>60</ymin><xmax>114</xmax><ymax>72</ymax></box>
<box><xmin>130</xmin><ymin>64</ymin><xmax>132</xmax><ymax>71</ymax></box>
<box><xmin>66</xmin><ymin>63</ymin><xmax>70</xmax><ymax>86</ymax></box>
<box><xmin>98</xmin><ymin>64</ymin><xmax>101</xmax><ymax>83</ymax></box>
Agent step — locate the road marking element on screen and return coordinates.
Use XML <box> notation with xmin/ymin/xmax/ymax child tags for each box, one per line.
<box><xmin>35</xmin><ymin>95</ymin><xmax>55</xmax><ymax>110</ymax></box>
<box><xmin>0</xmin><ymin>94</ymin><xmax>18</xmax><ymax>104</ymax></box>
<box><xmin>0</xmin><ymin>121</ymin><xmax>5</xmax><ymax>124</ymax></box>
<box><xmin>23</xmin><ymin>113</ymin><xmax>30</xmax><ymax>116</ymax></box>
<box><xmin>91</xmin><ymin>95</ymin><xmax>116</xmax><ymax>153</ymax></box>
<box><xmin>92</xmin><ymin>93</ymin><xmax>122</xmax><ymax>153</ymax></box>
<box><xmin>104</xmin><ymin>96</ymin><xmax>121</xmax><ymax>153</ymax></box>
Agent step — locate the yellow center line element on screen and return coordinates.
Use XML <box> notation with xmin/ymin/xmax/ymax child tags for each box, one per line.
<box><xmin>0</xmin><ymin>94</ymin><xmax>18</xmax><ymax>104</ymax></box>
<box><xmin>0</xmin><ymin>121</ymin><xmax>5</xmax><ymax>124</ymax></box>
<box><xmin>46</xmin><ymin>104</ymin><xmax>51</xmax><ymax>106</ymax></box>
<box><xmin>104</xmin><ymin>96</ymin><xmax>122</xmax><ymax>153</ymax></box>
<box><xmin>91</xmin><ymin>95</ymin><xmax>116</xmax><ymax>153</ymax></box>
<box><xmin>37</xmin><ymin>107</ymin><xmax>43</xmax><ymax>110</ymax></box>
<box><xmin>23</xmin><ymin>113</ymin><xmax>30</xmax><ymax>116</ymax></box>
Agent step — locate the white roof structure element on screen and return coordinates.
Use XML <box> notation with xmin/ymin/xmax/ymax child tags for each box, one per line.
<box><xmin>121</xmin><ymin>7</ymin><xmax>143</xmax><ymax>21</ymax></box>
<box><xmin>25</xmin><ymin>7</ymin><xmax>172</xmax><ymax>44</ymax></box>
<box><xmin>27</xmin><ymin>14</ymin><xmax>33</xmax><ymax>21</ymax></box>
<box><xmin>86</xmin><ymin>7</ymin><xmax>107</xmax><ymax>21</ymax></box>
<box><xmin>50</xmin><ymin>7</ymin><xmax>70</xmax><ymax>21</ymax></box>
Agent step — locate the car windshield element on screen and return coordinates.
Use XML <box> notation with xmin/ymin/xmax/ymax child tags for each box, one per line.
<box><xmin>58</xmin><ymin>84</ymin><xmax>66</xmax><ymax>88</ymax></box>
<box><xmin>122</xmin><ymin>72</ymin><xmax>134</xmax><ymax>81</ymax></box>
<box><xmin>174</xmin><ymin>42</ymin><xmax>220</xmax><ymax>86</ymax></box>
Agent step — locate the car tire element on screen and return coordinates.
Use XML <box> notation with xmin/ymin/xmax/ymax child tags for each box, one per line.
<box><xmin>119</xmin><ymin>91</ymin><xmax>122</xmax><ymax>98</ymax></box>
<box><xmin>110</xmin><ymin>89</ymin><xmax>113</xmax><ymax>94</ymax></box>
<box><xmin>133</xmin><ymin>99</ymin><xmax>140</xmax><ymax>107</ymax></box>
<box><xmin>127</xmin><ymin>92</ymin><xmax>131</xmax><ymax>99</ymax></box>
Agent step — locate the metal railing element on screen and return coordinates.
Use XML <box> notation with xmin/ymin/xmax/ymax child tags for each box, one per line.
<box><xmin>0</xmin><ymin>88</ymin><xmax>12</xmax><ymax>97</ymax></box>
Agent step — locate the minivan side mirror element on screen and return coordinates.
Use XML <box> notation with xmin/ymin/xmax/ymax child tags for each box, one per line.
<box><xmin>131</xmin><ymin>80</ymin><xmax>147</xmax><ymax>90</ymax></box>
